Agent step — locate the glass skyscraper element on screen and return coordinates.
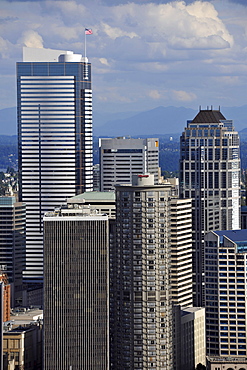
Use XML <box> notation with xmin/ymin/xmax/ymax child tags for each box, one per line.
<box><xmin>17</xmin><ymin>47</ymin><xmax>93</xmax><ymax>284</ymax></box>
<box><xmin>179</xmin><ymin>108</ymin><xmax>241</xmax><ymax>306</ymax></box>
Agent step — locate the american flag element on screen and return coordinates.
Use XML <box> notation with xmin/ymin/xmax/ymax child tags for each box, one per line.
<box><xmin>85</xmin><ymin>28</ymin><xmax>93</xmax><ymax>35</ymax></box>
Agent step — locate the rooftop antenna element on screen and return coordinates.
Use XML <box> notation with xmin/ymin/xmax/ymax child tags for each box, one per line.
<box><xmin>199</xmin><ymin>105</ymin><xmax>201</xmax><ymax>111</ymax></box>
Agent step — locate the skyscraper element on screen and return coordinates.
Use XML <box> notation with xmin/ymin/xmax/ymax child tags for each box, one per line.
<box><xmin>17</xmin><ymin>47</ymin><xmax>93</xmax><ymax>284</ymax></box>
<box><xmin>99</xmin><ymin>137</ymin><xmax>159</xmax><ymax>191</ymax></box>
<box><xmin>205</xmin><ymin>230</ymin><xmax>247</xmax><ymax>357</ymax></box>
<box><xmin>112</xmin><ymin>174</ymin><xmax>173</xmax><ymax>369</ymax></box>
<box><xmin>170</xmin><ymin>198</ymin><xmax>193</xmax><ymax>308</ymax></box>
<box><xmin>43</xmin><ymin>207</ymin><xmax>109</xmax><ymax>369</ymax></box>
<box><xmin>179</xmin><ymin>108</ymin><xmax>241</xmax><ymax>306</ymax></box>
<box><xmin>0</xmin><ymin>197</ymin><xmax>25</xmax><ymax>306</ymax></box>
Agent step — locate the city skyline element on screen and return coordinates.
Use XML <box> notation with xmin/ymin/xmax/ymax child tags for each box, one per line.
<box><xmin>1</xmin><ymin>0</ymin><xmax>247</xmax><ymax>123</ymax></box>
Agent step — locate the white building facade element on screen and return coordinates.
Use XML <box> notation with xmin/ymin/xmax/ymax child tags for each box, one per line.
<box><xmin>17</xmin><ymin>47</ymin><xmax>93</xmax><ymax>283</ymax></box>
<box><xmin>99</xmin><ymin>137</ymin><xmax>159</xmax><ymax>191</ymax></box>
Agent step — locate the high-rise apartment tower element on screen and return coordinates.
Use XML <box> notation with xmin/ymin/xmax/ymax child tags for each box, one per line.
<box><xmin>112</xmin><ymin>174</ymin><xmax>173</xmax><ymax>369</ymax></box>
<box><xmin>179</xmin><ymin>108</ymin><xmax>241</xmax><ymax>306</ymax></box>
<box><xmin>170</xmin><ymin>198</ymin><xmax>193</xmax><ymax>308</ymax></box>
<box><xmin>17</xmin><ymin>47</ymin><xmax>93</xmax><ymax>283</ymax></box>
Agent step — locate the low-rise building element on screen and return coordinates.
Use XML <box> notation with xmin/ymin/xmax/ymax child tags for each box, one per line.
<box><xmin>206</xmin><ymin>356</ymin><xmax>247</xmax><ymax>370</ymax></box>
<box><xmin>3</xmin><ymin>324</ymin><xmax>42</xmax><ymax>369</ymax></box>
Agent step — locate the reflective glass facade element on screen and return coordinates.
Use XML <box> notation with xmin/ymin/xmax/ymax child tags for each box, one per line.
<box><xmin>17</xmin><ymin>51</ymin><xmax>93</xmax><ymax>283</ymax></box>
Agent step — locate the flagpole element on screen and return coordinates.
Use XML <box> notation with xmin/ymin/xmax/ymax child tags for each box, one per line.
<box><xmin>84</xmin><ymin>28</ymin><xmax>86</xmax><ymax>59</ymax></box>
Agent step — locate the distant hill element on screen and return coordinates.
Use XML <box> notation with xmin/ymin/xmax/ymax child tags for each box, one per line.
<box><xmin>2</xmin><ymin>105</ymin><xmax>247</xmax><ymax>137</ymax></box>
<box><xmin>94</xmin><ymin>106</ymin><xmax>197</xmax><ymax>137</ymax></box>
<box><xmin>94</xmin><ymin>105</ymin><xmax>247</xmax><ymax>137</ymax></box>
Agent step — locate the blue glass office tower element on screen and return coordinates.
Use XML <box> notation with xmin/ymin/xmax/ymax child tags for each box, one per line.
<box><xmin>17</xmin><ymin>47</ymin><xmax>93</xmax><ymax>284</ymax></box>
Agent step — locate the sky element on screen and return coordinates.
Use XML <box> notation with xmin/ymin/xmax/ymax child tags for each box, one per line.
<box><xmin>1</xmin><ymin>0</ymin><xmax>247</xmax><ymax>114</ymax></box>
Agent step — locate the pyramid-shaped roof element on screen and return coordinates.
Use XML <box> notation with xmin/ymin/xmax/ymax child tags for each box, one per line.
<box><xmin>192</xmin><ymin>110</ymin><xmax>226</xmax><ymax>124</ymax></box>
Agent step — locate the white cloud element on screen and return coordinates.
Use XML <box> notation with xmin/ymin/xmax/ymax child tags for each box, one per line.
<box><xmin>148</xmin><ymin>90</ymin><xmax>162</xmax><ymax>100</ymax></box>
<box><xmin>213</xmin><ymin>76</ymin><xmax>240</xmax><ymax>86</ymax></box>
<box><xmin>172</xmin><ymin>90</ymin><xmax>197</xmax><ymax>102</ymax></box>
<box><xmin>49</xmin><ymin>25</ymin><xmax>79</xmax><ymax>41</ymax></box>
<box><xmin>18</xmin><ymin>30</ymin><xmax>43</xmax><ymax>48</ymax></box>
<box><xmin>99</xmin><ymin>57</ymin><xmax>110</xmax><ymax>66</ymax></box>
<box><xmin>0</xmin><ymin>0</ymin><xmax>247</xmax><ymax>112</ymax></box>
<box><xmin>101</xmin><ymin>22</ymin><xmax>138</xmax><ymax>40</ymax></box>
<box><xmin>107</xmin><ymin>1</ymin><xmax>233</xmax><ymax>50</ymax></box>
<box><xmin>0</xmin><ymin>36</ymin><xmax>12</xmax><ymax>58</ymax></box>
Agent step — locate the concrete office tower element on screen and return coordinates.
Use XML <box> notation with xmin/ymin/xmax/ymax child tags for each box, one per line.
<box><xmin>205</xmin><ymin>230</ymin><xmax>247</xmax><ymax>357</ymax></box>
<box><xmin>99</xmin><ymin>137</ymin><xmax>159</xmax><ymax>191</ymax></box>
<box><xmin>0</xmin><ymin>197</ymin><xmax>26</xmax><ymax>306</ymax></box>
<box><xmin>17</xmin><ymin>47</ymin><xmax>93</xmax><ymax>284</ymax></box>
<box><xmin>170</xmin><ymin>198</ymin><xmax>193</xmax><ymax>307</ymax></box>
<box><xmin>113</xmin><ymin>174</ymin><xmax>173</xmax><ymax>370</ymax></box>
<box><xmin>173</xmin><ymin>306</ymin><xmax>206</xmax><ymax>370</ymax></box>
<box><xmin>180</xmin><ymin>307</ymin><xmax>206</xmax><ymax>369</ymax></box>
<box><xmin>179</xmin><ymin>108</ymin><xmax>241</xmax><ymax>306</ymax></box>
<box><xmin>43</xmin><ymin>207</ymin><xmax>109</xmax><ymax>370</ymax></box>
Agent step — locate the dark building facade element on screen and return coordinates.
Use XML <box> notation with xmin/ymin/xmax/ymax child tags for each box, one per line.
<box><xmin>43</xmin><ymin>210</ymin><xmax>109</xmax><ymax>369</ymax></box>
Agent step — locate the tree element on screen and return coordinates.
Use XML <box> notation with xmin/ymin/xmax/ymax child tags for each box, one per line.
<box><xmin>195</xmin><ymin>363</ymin><xmax>206</xmax><ymax>370</ymax></box>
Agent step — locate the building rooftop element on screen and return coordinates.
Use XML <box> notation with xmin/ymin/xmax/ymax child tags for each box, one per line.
<box><xmin>6</xmin><ymin>325</ymin><xmax>37</xmax><ymax>334</ymax></box>
<box><xmin>181</xmin><ymin>307</ymin><xmax>204</xmax><ymax>317</ymax></box>
<box><xmin>207</xmin><ymin>356</ymin><xmax>247</xmax><ymax>363</ymax></box>
<box><xmin>213</xmin><ymin>229</ymin><xmax>247</xmax><ymax>242</ymax></box>
<box><xmin>67</xmin><ymin>191</ymin><xmax>115</xmax><ymax>203</ymax></box>
<box><xmin>22</xmin><ymin>47</ymin><xmax>84</xmax><ymax>63</ymax></box>
<box><xmin>0</xmin><ymin>196</ymin><xmax>16</xmax><ymax>206</ymax></box>
<box><xmin>191</xmin><ymin>109</ymin><xmax>226</xmax><ymax>124</ymax></box>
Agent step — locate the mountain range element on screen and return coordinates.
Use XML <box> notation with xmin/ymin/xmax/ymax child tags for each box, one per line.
<box><xmin>1</xmin><ymin>105</ymin><xmax>247</xmax><ymax>137</ymax></box>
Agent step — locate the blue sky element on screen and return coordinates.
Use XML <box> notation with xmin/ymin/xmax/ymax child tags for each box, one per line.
<box><xmin>1</xmin><ymin>0</ymin><xmax>247</xmax><ymax>114</ymax></box>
